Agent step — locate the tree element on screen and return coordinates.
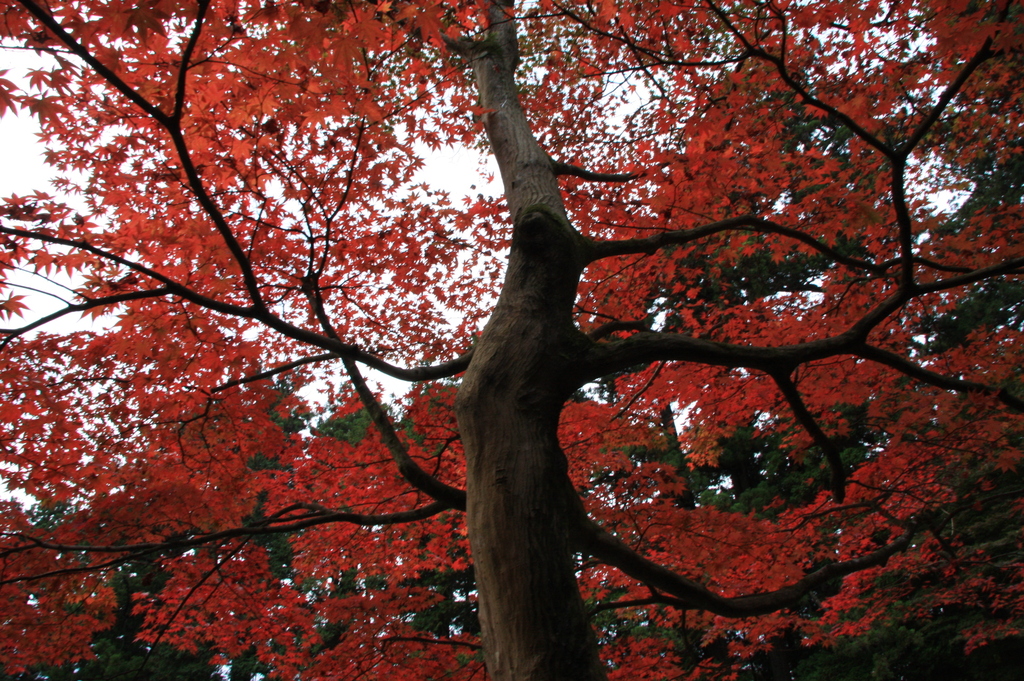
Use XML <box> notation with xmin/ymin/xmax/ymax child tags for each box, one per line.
<box><xmin>1</xmin><ymin>0</ymin><xmax>1022</xmax><ymax>679</ymax></box>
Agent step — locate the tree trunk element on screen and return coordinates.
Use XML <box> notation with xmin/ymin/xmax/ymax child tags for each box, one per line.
<box><xmin>452</xmin><ymin>2</ymin><xmax>608</xmax><ymax>679</ymax></box>
<box><xmin>456</xmin><ymin>315</ymin><xmax>606</xmax><ymax>680</ymax></box>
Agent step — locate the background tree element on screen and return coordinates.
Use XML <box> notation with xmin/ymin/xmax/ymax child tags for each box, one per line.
<box><xmin>1</xmin><ymin>1</ymin><xmax>1022</xmax><ymax>680</ymax></box>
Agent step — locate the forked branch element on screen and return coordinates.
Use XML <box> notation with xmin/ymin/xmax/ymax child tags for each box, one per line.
<box><xmin>588</xmin><ymin>594</ymin><xmax>689</xmax><ymax>616</ymax></box>
<box><xmin>581</xmin><ymin>329</ymin><xmax>1024</xmax><ymax>415</ymax></box>
<box><xmin>702</xmin><ymin>0</ymin><xmax>895</xmax><ymax>158</ymax></box>
<box><xmin>579</xmin><ymin>329</ymin><xmax>855</xmax><ymax>383</ymax></box>
<box><xmin>586</xmin><ymin>319</ymin><xmax>649</xmax><ymax>341</ymax></box>
<box><xmin>551</xmin><ymin>1</ymin><xmax>750</xmax><ymax>69</ymax></box>
<box><xmin>17</xmin><ymin>0</ymin><xmax>266</xmax><ymax>309</ymax></box>
<box><xmin>897</xmin><ymin>1</ymin><xmax>1007</xmax><ymax>158</ymax></box>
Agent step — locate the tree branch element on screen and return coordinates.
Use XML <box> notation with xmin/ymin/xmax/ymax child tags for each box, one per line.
<box><xmin>856</xmin><ymin>344</ymin><xmax>1024</xmax><ymax>412</ymax></box>
<box><xmin>0</xmin><ymin>225</ymin><xmax>254</xmax><ymax>318</ymax></box>
<box><xmin>551</xmin><ymin>160</ymin><xmax>641</xmax><ymax>183</ymax></box>
<box><xmin>211</xmin><ymin>352</ymin><xmax>338</xmax><ymax>393</ymax></box>
<box><xmin>380</xmin><ymin>635</ymin><xmax>482</xmax><ymax>651</ymax></box>
<box><xmin>771</xmin><ymin>372</ymin><xmax>847</xmax><ymax>502</ymax></box>
<box><xmin>552</xmin><ymin>2</ymin><xmax>750</xmax><ymax>70</ymax></box>
<box><xmin>0</xmin><ymin>287</ymin><xmax>171</xmax><ymax>349</ymax></box>
<box><xmin>891</xmin><ymin>162</ymin><xmax>917</xmax><ymax>291</ymax></box>
<box><xmin>578</xmin><ymin>329</ymin><xmax>858</xmax><ymax>385</ymax></box>
<box><xmin>172</xmin><ymin>0</ymin><xmax>210</xmax><ymax>121</ymax></box>
<box><xmin>581</xmin><ymin>518</ymin><xmax>917</xmax><ymax>616</ymax></box>
<box><xmin>913</xmin><ymin>255</ymin><xmax>1024</xmax><ymax>296</ymax></box>
<box><xmin>342</xmin><ymin>358</ymin><xmax>467</xmax><ymax>510</ymax></box>
<box><xmin>897</xmin><ymin>6</ymin><xmax>1004</xmax><ymax>158</ymax></box>
<box><xmin>0</xmin><ymin>225</ymin><xmax>473</xmax><ymax>381</ymax></box>
<box><xmin>138</xmin><ymin>537</ymin><xmax>245</xmax><ymax>675</ymax></box>
<box><xmin>16</xmin><ymin>0</ymin><xmax>171</xmax><ymax>123</ymax></box>
<box><xmin>0</xmin><ymin>500</ymin><xmax>454</xmax><ymax>586</ymax></box>
<box><xmin>588</xmin><ymin>595</ymin><xmax>689</xmax><ymax>616</ymax></box>
<box><xmin>586</xmin><ymin>319</ymin><xmax>649</xmax><ymax>341</ymax></box>
<box><xmin>588</xmin><ymin>214</ymin><xmax>882</xmax><ymax>272</ymax></box>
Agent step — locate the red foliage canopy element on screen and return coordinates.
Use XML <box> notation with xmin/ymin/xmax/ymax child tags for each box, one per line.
<box><xmin>0</xmin><ymin>0</ymin><xmax>1022</xmax><ymax>679</ymax></box>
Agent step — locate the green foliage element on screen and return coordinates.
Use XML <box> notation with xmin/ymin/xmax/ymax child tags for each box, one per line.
<box><xmin>952</xmin><ymin>140</ymin><xmax>1024</xmax><ymax>229</ymax></box>
<box><xmin>919</xmin><ymin>279</ymin><xmax>1024</xmax><ymax>354</ymax></box>
<box><xmin>26</xmin><ymin>500</ymin><xmax>76</xmax><ymax>532</ymax></box>
<box><xmin>919</xmin><ymin>138</ymin><xmax>1024</xmax><ymax>355</ymax></box>
<box><xmin>316</xmin><ymin>408</ymin><xmax>372</xmax><ymax>445</ymax></box>
<box><xmin>268</xmin><ymin>380</ymin><xmax>313</xmax><ymax>436</ymax></box>
<box><xmin>406</xmin><ymin>566</ymin><xmax>480</xmax><ymax>639</ymax></box>
<box><xmin>794</xmin><ymin>623</ymin><xmax>1024</xmax><ymax>681</ymax></box>
<box><xmin>227</xmin><ymin>647</ymin><xmax>271</xmax><ymax>681</ymax></box>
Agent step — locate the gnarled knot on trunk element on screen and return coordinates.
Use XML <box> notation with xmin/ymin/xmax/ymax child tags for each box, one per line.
<box><xmin>512</xmin><ymin>204</ymin><xmax>575</xmax><ymax>255</ymax></box>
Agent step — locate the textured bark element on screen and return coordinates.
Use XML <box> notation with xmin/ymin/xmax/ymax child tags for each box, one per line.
<box><xmin>452</xmin><ymin>2</ymin><xmax>608</xmax><ymax>679</ymax></box>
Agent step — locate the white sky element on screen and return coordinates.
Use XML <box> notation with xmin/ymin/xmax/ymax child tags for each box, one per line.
<box><xmin>0</xmin><ymin>51</ymin><xmax>54</xmax><ymax>198</ymax></box>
